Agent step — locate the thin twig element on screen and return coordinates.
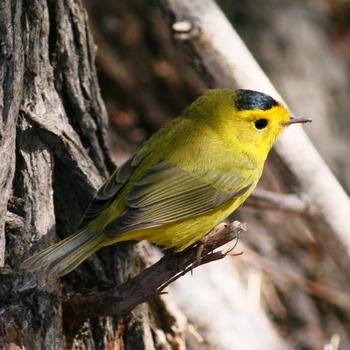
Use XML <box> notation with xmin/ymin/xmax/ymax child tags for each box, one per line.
<box><xmin>242</xmin><ymin>249</ymin><xmax>350</xmax><ymax>311</ymax></box>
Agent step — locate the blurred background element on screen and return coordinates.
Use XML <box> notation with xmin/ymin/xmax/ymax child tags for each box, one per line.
<box><xmin>82</xmin><ymin>1</ymin><xmax>350</xmax><ymax>349</ymax></box>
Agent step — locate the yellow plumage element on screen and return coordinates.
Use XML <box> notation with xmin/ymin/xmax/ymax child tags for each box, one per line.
<box><xmin>22</xmin><ymin>89</ymin><xmax>308</xmax><ymax>277</ymax></box>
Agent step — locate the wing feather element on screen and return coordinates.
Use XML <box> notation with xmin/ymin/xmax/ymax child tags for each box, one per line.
<box><xmin>105</xmin><ymin>161</ymin><xmax>252</xmax><ymax>236</ymax></box>
<box><xmin>79</xmin><ymin>155</ymin><xmax>144</xmax><ymax>227</ymax></box>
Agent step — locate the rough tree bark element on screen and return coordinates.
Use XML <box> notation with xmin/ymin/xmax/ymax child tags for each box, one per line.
<box><xmin>0</xmin><ymin>1</ymin><xmax>190</xmax><ymax>349</ymax></box>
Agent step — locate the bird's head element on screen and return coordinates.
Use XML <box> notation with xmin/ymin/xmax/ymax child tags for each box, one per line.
<box><xmin>184</xmin><ymin>89</ymin><xmax>311</xmax><ymax>155</ymax></box>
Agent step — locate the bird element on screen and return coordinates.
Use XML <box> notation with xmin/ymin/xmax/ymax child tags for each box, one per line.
<box><xmin>21</xmin><ymin>89</ymin><xmax>311</xmax><ymax>277</ymax></box>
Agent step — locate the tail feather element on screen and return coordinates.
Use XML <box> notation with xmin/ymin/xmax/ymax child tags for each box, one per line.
<box><xmin>21</xmin><ymin>226</ymin><xmax>104</xmax><ymax>277</ymax></box>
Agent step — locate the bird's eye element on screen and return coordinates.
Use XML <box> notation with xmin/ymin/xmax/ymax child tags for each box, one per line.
<box><xmin>254</xmin><ymin>119</ymin><xmax>268</xmax><ymax>130</ymax></box>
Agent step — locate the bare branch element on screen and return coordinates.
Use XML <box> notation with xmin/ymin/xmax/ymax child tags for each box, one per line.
<box><xmin>63</xmin><ymin>221</ymin><xmax>246</xmax><ymax>329</ymax></box>
<box><xmin>245</xmin><ymin>189</ymin><xmax>318</xmax><ymax>216</ymax></box>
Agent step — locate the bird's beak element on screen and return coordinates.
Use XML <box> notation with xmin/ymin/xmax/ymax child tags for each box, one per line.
<box><xmin>283</xmin><ymin>115</ymin><xmax>312</xmax><ymax>126</ymax></box>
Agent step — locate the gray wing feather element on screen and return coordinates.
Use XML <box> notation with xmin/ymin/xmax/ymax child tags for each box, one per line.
<box><xmin>79</xmin><ymin>155</ymin><xmax>143</xmax><ymax>227</ymax></box>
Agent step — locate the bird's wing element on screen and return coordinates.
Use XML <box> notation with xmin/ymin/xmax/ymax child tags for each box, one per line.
<box><xmin>104</xmin><ymin>160</ymin><xmax>253</xmax><ymax>236</ymax></box>
<box><xmin>79</xmin><ymin>154</ymin><xmax>144</xmax><ymax>228</ymax></box>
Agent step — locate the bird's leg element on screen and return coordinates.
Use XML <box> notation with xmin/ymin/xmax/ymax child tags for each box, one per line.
<box><xmin>156</xmin><ymin>221</ymin><xmax>246</xmax><ymax>294</ymax></box>
<box><xmin>194</xmin><ymin>241</ymin><xmax>205</xmax><ymax>267</ymax></box>
<box><xmin>193</xmin><ymin>222</ymin><xmax>230</xmax><ymax>268</ymax></box>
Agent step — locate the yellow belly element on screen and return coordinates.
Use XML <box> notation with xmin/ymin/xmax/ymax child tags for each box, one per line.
<box><xmin>103</xmin><ymin>194</ymin><xmax>247</xmax><ymax>251</ymax></box>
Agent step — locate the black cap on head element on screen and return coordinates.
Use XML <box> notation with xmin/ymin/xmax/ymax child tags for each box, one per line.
<box><xmin>235</xmin><ymin>89</ymin><xmax>278</xmax><ymax>111</ymax></box>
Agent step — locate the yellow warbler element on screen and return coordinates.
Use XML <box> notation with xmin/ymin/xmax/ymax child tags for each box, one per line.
<box><xmin>22</xmin><ymin>89</ymin><xmax>310</xmax><ymax>276</ymax></box>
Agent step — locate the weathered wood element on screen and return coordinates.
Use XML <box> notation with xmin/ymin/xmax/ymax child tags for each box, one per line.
<box><xmin>0</xmin><ymin>1</ymin><xmax>23</xmax><ymax>267</ymax></box>
<box><xmin>0</xmin><ymin>0</ymin><xmax>109</xmax><ymax>347</ymax></box>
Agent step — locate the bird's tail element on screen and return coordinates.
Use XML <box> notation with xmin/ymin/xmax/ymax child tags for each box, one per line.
<box><xmin>21</xmin><ymin>226</ymin><xmax>104</xmax><ymax>277</ymax></box>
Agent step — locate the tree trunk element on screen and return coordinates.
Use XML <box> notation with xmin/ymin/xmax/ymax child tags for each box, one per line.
<box><xmin>0</xmin><ymin>1</ymin><xmax>187</xmax><ymax>349</ymax></box>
